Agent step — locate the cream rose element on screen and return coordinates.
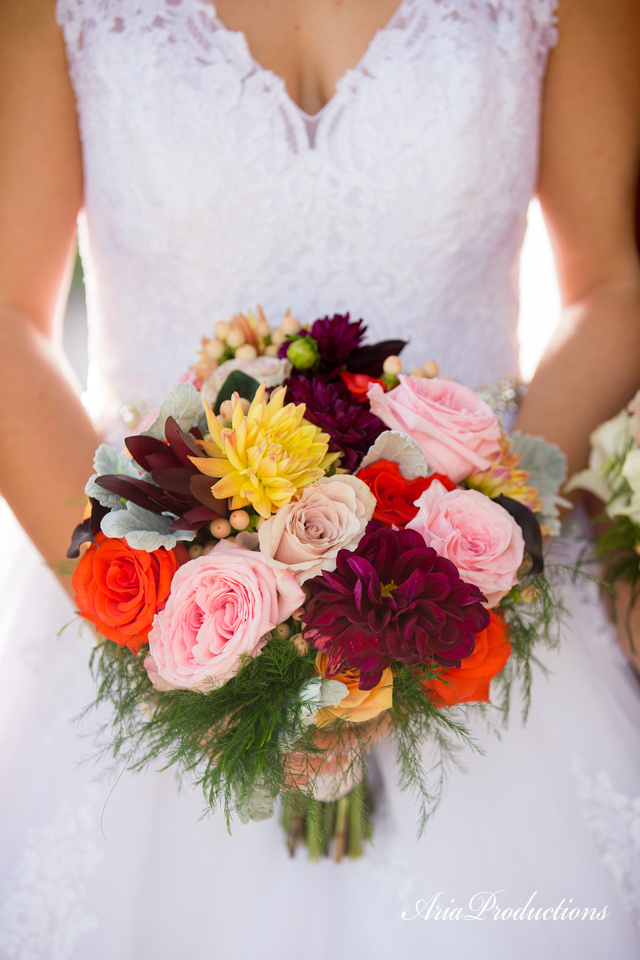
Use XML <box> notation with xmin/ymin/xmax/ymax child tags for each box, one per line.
<box><xmin>258</xmin><ymin>475</ymin><xmax>376</xmax><ymax>583</ymax></box>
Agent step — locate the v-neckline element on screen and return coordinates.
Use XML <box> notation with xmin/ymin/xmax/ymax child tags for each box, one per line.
<box><xmin>200</xmin><ymin>0</ymin><xmax>413</xmax><ymax>123</ymax></box>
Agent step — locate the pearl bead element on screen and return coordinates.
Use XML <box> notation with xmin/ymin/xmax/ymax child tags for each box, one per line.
<box><xmin>229</xmin><ymin>510</ymin><xmax>251</xmax><ymax>531</ymax></box>
<box><xmin>210</xmin><ymin>517</ymin><xmax>232</xmax><ymax>539</ymax></box>
<box><xmin>290</xmin><ymin>633</ymin><xmax>309</xmax><ymax>655</ymax></box>
<box><xmin>235</xmin><ymin>343</ymin><xmax>258</xmax><ymax>361</ymax></box>
<box><xmin>279</xmin><ymin>313</ymin><xmax>301</xmax><ymax>337</ymax></box>
<box><xmin>423</xmin><ymin>360</ymin><xmax>440</xmax><ymax>378</ymax></box>
<box><xmin>204</xmin><ymin>339</ymin><xmax>225</xmax><ymax>360</ymax></box>
<box><xmin>382</xmin><ymin>355</ymin><xmax>403</xmax><ymax>376</ymax></box>
<box><xmin>219</xmin><ymin>399</ymin><xmax>234</xmax><ymax>421</ymax></box>
<box><xmin>226</xmin><ymin>328</ymin><xmax>245</xmax><ymax>349</ymax></box>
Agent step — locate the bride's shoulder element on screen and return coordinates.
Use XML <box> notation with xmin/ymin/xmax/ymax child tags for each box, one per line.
<box><xmin>0</xmin><ymin>0</ymin><xmax>83</xmax><ymax>338</ymax></box>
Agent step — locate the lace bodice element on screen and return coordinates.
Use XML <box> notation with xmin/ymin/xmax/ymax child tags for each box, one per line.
<box><xmin>56</xmin><ymin>0</ymin><xmax>558</xmax><ymax>444</ymax></box>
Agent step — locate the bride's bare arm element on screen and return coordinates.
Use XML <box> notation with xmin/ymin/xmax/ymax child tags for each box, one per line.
<box><xmin>517</xmin><ymin>0</ymin><xmax>640</xmax><ymax>477</ymax></box>
<box><xmin>0</xmin><ymin>1</ymin><xmax>100</xmax><ymax>596</ymax></box>
<box><xmin>516</xmin><ymin>0</ymin><xmax>640</xmax><ymax>669</ymax></box>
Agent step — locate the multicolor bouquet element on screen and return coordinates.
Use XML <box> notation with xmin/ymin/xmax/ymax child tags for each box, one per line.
<box><xmin>69</xmin><ymin>309</ymin><xmax>568</xmax><ymax>859</ymax></box>
<box><xmin>568</xmin><ymin>390</ymin><xmax>640</xmax><ymax>638</ymax></box>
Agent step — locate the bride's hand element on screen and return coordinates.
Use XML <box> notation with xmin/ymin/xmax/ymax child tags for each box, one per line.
<box><xmin>605</xmin><ymin>580</ymin><xmax>640</xmax><ymax>678</ymax></box>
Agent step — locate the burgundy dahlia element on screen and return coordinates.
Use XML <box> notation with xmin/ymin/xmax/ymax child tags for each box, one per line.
<box><xmin>284</xmin><ymin>375</ymin><xmax>385</xmax><ymax>471</ymax></box>
<box><xmin>302</xmin><ymin>526</ymin><xmax>490</xmax><ymax>690</ymax></box>
<box><xmin>309</xmin><ymin>313</ymin><xmax>366</xmax><ymax>367</ymax></box>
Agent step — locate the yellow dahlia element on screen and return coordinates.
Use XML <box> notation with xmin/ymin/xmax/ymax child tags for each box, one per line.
<box><xmin>466</xmin><ymin>436</ymin><xmax>542</xmax><ymax>512</ymax></box>
<box><xmin>189</xmin><ymin>384</ymin><xmax>339</xmax><ymax>518</ymax></box>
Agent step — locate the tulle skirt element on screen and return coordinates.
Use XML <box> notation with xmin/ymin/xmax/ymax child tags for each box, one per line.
<box><xmin>1</xmin><ymin>498</ymin><xmax>639</xmax><ymax>960</ymax></box>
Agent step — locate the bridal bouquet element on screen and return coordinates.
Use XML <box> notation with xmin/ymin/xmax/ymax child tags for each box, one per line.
<box><xmin>69</xmin><ymin>309</ymin><xmax>568</xmax><ymax>859</ymax></box>
<box><xmin>567</xmin><ymin>390</ymin><xmax>640</xmax><ymax>639</ymax></box>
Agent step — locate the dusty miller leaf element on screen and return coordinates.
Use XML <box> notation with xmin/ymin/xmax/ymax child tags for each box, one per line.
<box><xmin>87</xmin><ymin>444</ymin><xmax>151</xmax><ymax>509</ymax></box>
<box><xmin>235</xmin><ymin>781</ymin><xmax>276</xmax><ymax>824</ymax></box>
<box><xmin>511</xmin><ymin>431</ymin><xmax>570</xmax><ymax>535</ymax></box>
<box><xmin>142</xmin><ymin>383</ymin><xmax>204</xmax><ymax>441</ymax></box>
<box><xmin>100</xmin><ymin>502</ymin><xmax>195</xmax><ymax>550</ymax></box>
<box><xmin>360</xmin><ymin>430</ymin><xmax>431</xmax><ymax>480</ymax></box>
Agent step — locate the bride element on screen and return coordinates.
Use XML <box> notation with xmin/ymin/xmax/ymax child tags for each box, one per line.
<box><xmin>1</xmin><ymin>0</ymin><xmax>639</xmax><ymax>957</ymax></box>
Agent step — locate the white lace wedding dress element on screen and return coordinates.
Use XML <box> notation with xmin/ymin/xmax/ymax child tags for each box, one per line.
<box><xmin>1</xmin><ymin>1</ymin><xmax>640</xmax><ymax>957</ymax></box>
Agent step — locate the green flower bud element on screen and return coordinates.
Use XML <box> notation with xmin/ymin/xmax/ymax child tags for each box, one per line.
<box><xmin>286</xmin><ymin>335</ymin><xmax>320</xmax><ymax>371</ymax></box>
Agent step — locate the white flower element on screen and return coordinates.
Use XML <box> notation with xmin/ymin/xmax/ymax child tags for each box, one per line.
<box><xmin>566</xmin><ymin>409</ymin><xmax>636</xmax><ymax>505</ymax></box>
<box><xmin>141</xmin><ymin>383</ymin><xmax>204</xmax><ymax>441</ymax></box>
<box><xmin>201</xmin><ymin>356</ymin><xmax>291</xmax><ymax>407</ymax></box>
<box><xmin>610</xmin><ymin>450</ymin><xmax>640</xmax><ymax>524</ymax></box>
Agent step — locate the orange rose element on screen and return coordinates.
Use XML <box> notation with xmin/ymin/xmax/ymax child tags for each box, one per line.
<box><xmin>72</xmin><ymin>534</ymin><xmax>188</xmax><ymax>652</ymax></box>
<box><xmin>355</xmin><ymin>459</ymin><xmax>456</xmax><ymax>528</ymax></box>
<box><xmin>423</xmin><ymin>610</ymin><xmax>512</xmax><ymax>706</ymax></box>
<box><xmin>314</xmin><ymin>652</ymin><xmax>393</xmax><ymax>724</ymax></box>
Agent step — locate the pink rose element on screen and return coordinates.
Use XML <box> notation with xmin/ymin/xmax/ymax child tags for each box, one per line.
<box><xmin>367</xmin><ymin>376</ymin><xmax>502</xmax><ymax>482</ymax></box>
<box><xmin>258</xmin><ymin>475</ymin><xmax>375</xmax><ymax>583</ymax></box>
<box><xmin>406</xmin><ymin>480</ymin><xmax>525</xmax><ymax>607</ymax></box>
<box><xmin>147</xmin><ymin>541</ymin><xmax>305</xmax><ymax>691</ymax></box>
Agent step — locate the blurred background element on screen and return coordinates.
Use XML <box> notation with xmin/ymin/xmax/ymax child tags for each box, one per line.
<box><xmin>61</xmin><ymin>199</ymin><xmax>561</xmax><ymax>389</ymax></box>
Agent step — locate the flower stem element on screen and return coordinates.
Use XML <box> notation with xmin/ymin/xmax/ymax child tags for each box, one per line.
<box><xmin>348</xmin><ymin>791</ymin><xmax>364</xmax><ymax>859</ymax></box>
<box><xmin>334</xmin><ymin>795</ymin><xmax>349</xmax><ymax>862</ymax></box>
<box><xmin>306</xmin><ymin>812</ymin><xmax>322</xmax><ymax>861</ymax></box>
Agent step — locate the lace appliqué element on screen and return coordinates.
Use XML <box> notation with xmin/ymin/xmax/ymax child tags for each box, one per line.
<box><xmin>0</xmin><ymin>794</ymin><xmax>104</xmax><ymax>959</ymax></box>
<box><xmin>572</xmin><ymin>760</ymin><xmax>640</xmax><ymax>930</ymax></box>
<box><xmin>54</xmin><ymin>0</ymin><xmax>559</xmax><ymax>452</ymax></box>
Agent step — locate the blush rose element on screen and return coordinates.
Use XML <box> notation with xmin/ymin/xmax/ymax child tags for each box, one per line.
<box><xmin>367</xmin><ymin>376</ymin><xmax>502</xmax><ymax>482</ymax></box>
<box><xmin>406</xmin><ymin>480</ymin><xmax>525</xmax><ymax>607</ymax></box>
<box><xmin>258</xmin><ymin>475</ymin><xmax>375</xmax><ymax>583</ymax></box>
<box><xmin>147</xmin><ymin>541</ymin><xmax>305</xmax><ymax>690</ymax></box>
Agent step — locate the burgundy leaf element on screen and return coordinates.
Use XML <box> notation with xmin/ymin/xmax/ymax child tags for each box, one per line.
<box><xmin>96</xmin><ymin>475</ymin><xmax>178</xmax><ymax>515</ymax></box>
<box><xmin>151</xmin><ymin>467</ymin><xmax>198</xmax><ymax>497</ymax></box>
<box><xmin>189</xmin><ymin>474</ymin><xmax>229</xmax><ymax>515</ymax></box>
<box><xmin>168</xmin><ymin>504</ymin><xmax>218</xmax><ymax>531</ymax></box>
<box><xmin>125</xmin><ymin>435</ymin><xmax>168</xmax><ymax>472</ymax></box>
<box><xmin>146</xmin><ymin>451</ymin><xmax>182</xmax><ymax>471</ymax></box>
<box><xmin>347</xmin><ymin>340</ymin><xmax>407</xmax><ymax>377</ymax></box>
<box><xmin>164</xmin><ymin>417</ymin><xmax>203</xmax><ymax>468</ymax></box>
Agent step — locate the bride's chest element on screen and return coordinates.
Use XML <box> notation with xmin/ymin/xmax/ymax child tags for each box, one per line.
<box><xmin>63</xmin><ymin>0</ymin><xmax>551</xmax><ymax>243</ymax></box>
<box><xmin>210</xmin><ymin>0</ymin><xmax>405</xmax><ymax>117</ymax></box>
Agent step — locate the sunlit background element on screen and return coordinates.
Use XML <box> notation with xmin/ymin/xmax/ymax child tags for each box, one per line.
<box><xmin>518</xmin><ymin>200</ymin><xmax>561</xmax><ymax>381</ymax></box>
<box><xmin>62</xmin><ymin>199</ymin><xmax>562</xmax><ymax>389</ymax></box>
